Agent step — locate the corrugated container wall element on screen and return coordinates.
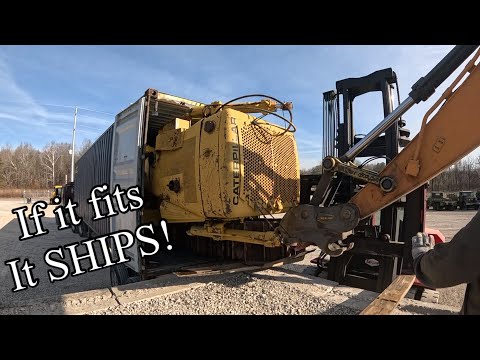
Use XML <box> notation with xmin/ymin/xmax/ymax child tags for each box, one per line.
<box><xmin>75</xmin><ymin>124</ymin><xmax>114</xmax><ymax>236</ymax></box>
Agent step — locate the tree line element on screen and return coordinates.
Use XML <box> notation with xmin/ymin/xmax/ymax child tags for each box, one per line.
<box><xmin>2</xmin><ymin>141</ymin><xmax>480</xmax><ymax>192</ymax></box>
<box><xmin>301</xmin><ymin>155</ymin><xmax>480</xmax><ymax>192</ymax></box>
<box><xmin>0</xmin><ymin>140</ymin><xmax>92</xmax><ymax>189</ymax></box>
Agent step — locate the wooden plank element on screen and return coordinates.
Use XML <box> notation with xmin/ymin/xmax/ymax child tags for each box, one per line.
<box><xmin>360</xmin><ymin>299</ymin><xmax>398</xmax><ymax>315</ymax></box>
<box><xmin>173</xmin><ymin>252</ymin><xmax>307</xmax><ymax>277</ymax></box>
<box><xmin>360</xmin><ymin>275</ymin><xmax>416</xmax><ymax>315</ymax></box>
<box><xmin>380</xmin><ymin>275</ymin><xmax>416</xmax><ymax>302</ymax></box>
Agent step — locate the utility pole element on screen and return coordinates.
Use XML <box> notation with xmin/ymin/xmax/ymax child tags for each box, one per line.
<box><xmin>70</xmin><ymin>106</ymin><xmax>78</xmax><ymax>183</ymax></box>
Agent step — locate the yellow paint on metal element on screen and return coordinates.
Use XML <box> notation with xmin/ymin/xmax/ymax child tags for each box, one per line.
<box><xmin>188</xmin><ymin>99</ymin><xmax>281</xmax><ymax>121</ymax></box>
<box><xmin>151</xmin><ymin>107</ymin><xmax>299</xmax><ymax>225</ymax></box>
<box><xmin>188</xmin><ymin>223</ymin><xmax>282</xmax><ymax>247</ymax></box>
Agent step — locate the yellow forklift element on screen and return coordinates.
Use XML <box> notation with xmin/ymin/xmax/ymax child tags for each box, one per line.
<box><xmin>49</xmin><ymin>185</ymin><xmax>63</xmax><ymax>205</ymax></box>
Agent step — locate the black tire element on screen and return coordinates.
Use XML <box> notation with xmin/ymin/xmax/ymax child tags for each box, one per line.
<box><xmin>110</xmin><ymin>263</ymin><xmax>130</xmax><ymax>286</ymax></box>
<box><xmin>72</xmin><ymin>223</ymin><xmax>79</xmax><ymax>234</ymax></box>
<box><xmin>78</xmin><ymin>223</ymin><xmax>88</xmax><ymax>238</ymax></box>
<box><xmin>64</xmin><ymin>213</ymin><xmax>71</xmax><ymax>227</ymax></box>
<box><xmin>127</xmin><ymin>276</ymin><xmax>141</xmax><ymax>284</ymax></box>
<box><xmin>78</xmin><ymin>224</ymin><xmax>84</xmax><ymax>237</ymax></box>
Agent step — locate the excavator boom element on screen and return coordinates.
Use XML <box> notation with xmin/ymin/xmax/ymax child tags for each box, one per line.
<box><xmin>278</xmin><ymin>45</ymin><xmax>480</xmax><ymax>256</ymax></box>
<box><xmin>352</xmin><ymin>47</ymin><xmax>480</xmax><ymax>219</ymax></box>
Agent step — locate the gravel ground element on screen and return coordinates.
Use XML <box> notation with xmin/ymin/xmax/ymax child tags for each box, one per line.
<box><xmin>286</xmin><ymin>210</ymin><xmax>476</xmax><ymax>311</ymax></box>
<box><xmin>90</xmin><ymin>272</ymin><xmax>358</xmax><ymax>315</ymax></box>
<box><xmin>0</xmin><ymin>198</ymin><xmax>476</xmax><ymax>314</ymax></box>
<box><xmin>0</xmin><ymin>199</ymin><xmax>110</xmax><ymax>307</ymax></box>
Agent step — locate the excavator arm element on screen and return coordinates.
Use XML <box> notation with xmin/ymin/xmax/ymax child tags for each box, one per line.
<box><xmin>278</xmin><ymin>45</ymin><xmax>480</xmax><ymax>256</ymax></box>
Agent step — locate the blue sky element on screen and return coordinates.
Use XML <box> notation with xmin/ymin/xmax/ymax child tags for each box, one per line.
<box><xmin>0</xmin><ymin>45</ymin><xmax>476</xmax><ymax>169</ymax></box>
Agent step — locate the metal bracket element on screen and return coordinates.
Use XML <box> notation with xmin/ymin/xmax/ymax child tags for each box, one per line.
<box><xmin>323</xmin><ymin>156</ymin><xmax>380</xmax><ymax>185</ymax></box>
<box><xmin>323</xmin><ymin>156</ymin><xmax>395</xmax><ymax>193</ymax></box>
<box><xmin>337</xmin><ymin>162</ymin><xmax>380</xmax><ymax>185</ymax></box>
<box><xmin>278</xmin><ymin>203</ymin><xmax>360</xmax><ymax>256</ymax></box>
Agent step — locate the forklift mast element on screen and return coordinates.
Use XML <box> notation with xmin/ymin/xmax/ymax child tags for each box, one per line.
<box><xmin>301</xmin><ymin>68</ymin><xmax>426</xmax><ymax>292</ymax></box>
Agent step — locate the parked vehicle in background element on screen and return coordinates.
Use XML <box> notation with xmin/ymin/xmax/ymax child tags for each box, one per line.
<box><xmin>427</xmin><ymin>192</ymin><xmax>457</xmax><ymax>211</ymax></box>
<box><xmin>457</xmin><ymin>191</ymin><xmax>480</xmax><ymax>210</ymax></box>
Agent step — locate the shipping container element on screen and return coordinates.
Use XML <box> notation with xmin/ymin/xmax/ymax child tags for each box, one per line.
<box><xmin>74</xmin><ymin>88</ymin><xmax>295</xmax><ymax>285</ymax></box>
<box><xmin>75</xmin><ymin>89</ymin><xmax>207</xmax><ymax>283</ymax></box>
<box><xmin>75</xmin><ymin>125</ymin><xmax>114</xmax><ymax>236</ymax></box>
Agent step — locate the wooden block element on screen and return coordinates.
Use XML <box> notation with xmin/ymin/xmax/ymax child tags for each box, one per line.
<box><xmin>360</xmin><ymin>275</ymin><xmax>416</xmax><ymax>315</ymax></box>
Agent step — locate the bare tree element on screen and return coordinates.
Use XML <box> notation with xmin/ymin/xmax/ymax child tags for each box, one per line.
<box><xmin>462</xmin><ymin>157</ymin><xmax>476</xmax><ymax>190</ymax></box>
<box><xmin>55</xmin><ymin>142</ymin><xmax>72</xmax><ymax>183</ymax></box>
<box><xmin>300</xmin><ymin>163</ymin><xmax>322</xmax><ymax>175</ymax></box>
<box><xmin>76</xmin><ymin>138</ymin><xmax>93</xmax><ymax>160</ymax></box>
<box><xmin>1</xmin><ymin>139</ymin><xmax>480</xmax><ymax>193</ymax></box>
<box><xmin>14</xmin><ymin>143</ymin><xmax>41</xmax><ymax>188</ymax></box>
<box><xmin>0</xmin><ymin>145</ymin><xmax>17</xmax><ymax>187</ymax></box>
<box><xmin>42</xmin><ymin>142</ymin><xmax>61</xmax><ymax>187</ymax></box>
<box><xmin>0</xmin><ymin>157</ymin><xmax>4</xmax><ymax>187</ymax></box>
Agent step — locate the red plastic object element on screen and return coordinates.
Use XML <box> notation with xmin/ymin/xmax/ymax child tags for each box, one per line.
<box><xmin>425</xmin><ymin>227</ymin><xmax>446</xmax><ymax>244</ymax></box>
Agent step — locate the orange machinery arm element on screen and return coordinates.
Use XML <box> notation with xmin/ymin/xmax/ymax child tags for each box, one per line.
<box><xmin>352</xmin><ymin>48</ymin><xmax>480</xmax><ymax>219</ymax></box>
<box><xmin>278</xmin><ymin>45</ymin><xmax>480</xmax><ymax>256</ymax></box>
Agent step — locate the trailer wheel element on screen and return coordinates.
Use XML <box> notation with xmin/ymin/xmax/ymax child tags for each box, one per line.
<box><xmin>64</xmin><ymin>213</ymin><xmax>70</xmax><ymax>227</ymax></box>
<box><xmin>78</xmin><ymin>224</ymin><xmax>84</xmax><ymax>237</ymax></box>
<box><xmin>110</xmin><ymin>263</ymin><xmax>130</xmax><ymax>286</ymax></box>
<box><xmin>78</xmin><ymin>223</ymin><xmax>88</xmax><ymax>238</ymax></box>
<box><xmin>127</xmin><ymin>276</ymin><xmax>141</xmax><ymax>284</ymax></box>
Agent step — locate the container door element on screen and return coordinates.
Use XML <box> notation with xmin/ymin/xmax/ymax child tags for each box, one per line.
<box><xmin>110</xmin><ymin>97</ymin><xmax>146</xmax><ymax>274</ymax></box>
